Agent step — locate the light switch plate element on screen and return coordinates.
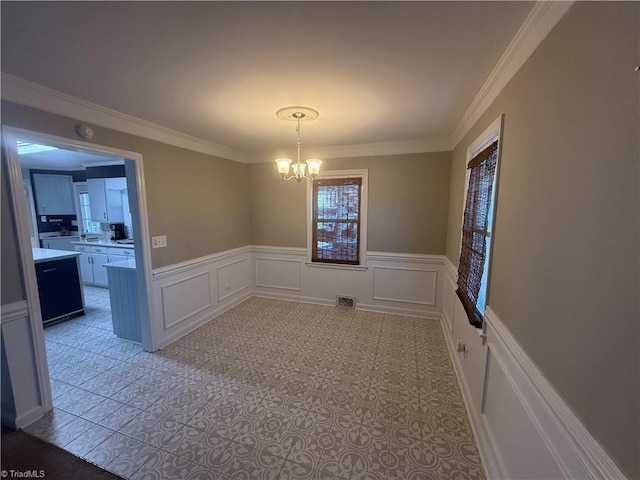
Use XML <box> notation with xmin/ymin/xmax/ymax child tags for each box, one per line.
<box><xmin>152</xmin><ymin>235</ymin><xmax>167</xmax><ymax>248</ymax></box>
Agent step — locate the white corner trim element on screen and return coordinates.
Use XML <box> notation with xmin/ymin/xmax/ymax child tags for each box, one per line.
<box><xmin>484</xmin><ymin>307</ymin><xmax>626</xmax><ymax>480</ymax></box>
<box><xmin>1</xmin><ymin>73</ymin><xmax>248</xmax><ymax>163</ymax></box>
<box><xmin>451</xmin><ymin>1</ymin><xmax>574</xmax><ymax>148</ymax></box>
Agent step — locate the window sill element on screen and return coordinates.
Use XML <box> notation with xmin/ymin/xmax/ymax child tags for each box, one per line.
<box><xmin>305</xmin><ymin>261</ymin><xmax>368</xmax><ymax>272</ymax></box>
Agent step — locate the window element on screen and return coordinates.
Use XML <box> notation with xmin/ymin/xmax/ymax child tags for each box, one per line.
<box><xmin>456</xmin><ymin>116</ymin><xmax>502</xmax><ymax>328</ymax></box>
<box><xmin>308</xmin><ymin>170</ymin><xmax>368</xmax><ymax>266</ymax></box>
<box><xmin>75</xmin><ymin>184</ymin><xmax>102</xmax><ymax>234</ymax></box>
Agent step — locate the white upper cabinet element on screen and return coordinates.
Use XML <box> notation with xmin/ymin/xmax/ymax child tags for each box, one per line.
<box><xmin>87</xmin><ymin>177</ymin><xmax>127</xmax><ymax>222</ymax></box>
<box><xmin>33</xmin><ymin>173</ymin><xmax>75</xmax><ymax>215</ymax></box>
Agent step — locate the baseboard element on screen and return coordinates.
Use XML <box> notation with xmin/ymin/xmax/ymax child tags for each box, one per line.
<box><xmin>251</xmin><ymin>291</ymin><xmax>335</xmax><ymax>307</ymax></box>
<box><xmin>357</xmin><ymin>301</ymin><xmax>440</xmax><ymax>319</ymax></box>
<box><xmin>14</xmin><ymin>405</ymin><xmax>45</xmax><ymax>430</ymax></box>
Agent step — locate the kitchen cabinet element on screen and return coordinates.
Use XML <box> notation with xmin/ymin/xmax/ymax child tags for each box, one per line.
<box><xmin>108</xmin><ymin>246</ymin><xmax>135</xmax><ymax>264</ymax></box>
<box><xmin>33</xmin><ymin>173</ymin><xmax>75</xmax><ymax>215</ymax></box>
<box><xmin>33</xmin><ymin>250</ymin><xmax>84</xmax><ymax>324</ymax></box>
<box><xmin>75</xmin><ymin>244</ymin><xmax>109</xmax><ymax>287</ymax></box>
<box><xmin>87</xmin><ymin>177</ymin><xmax>126</xmax><ymax>223</ymax></box>
<box><xmin>41</xmin><ymin>236</ymin><xmax>80</xmax><ymax>251</ymax></box>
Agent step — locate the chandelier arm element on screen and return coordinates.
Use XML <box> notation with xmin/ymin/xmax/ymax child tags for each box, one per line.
<box><xmin>281</xmin><ymin>173</ymin><xmax>316</xmax><ymax>182</ymax></box>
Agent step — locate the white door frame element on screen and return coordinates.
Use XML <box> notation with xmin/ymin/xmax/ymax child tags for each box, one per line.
<box><xmin>2</xmin><ymin>126</ymin><xmax>156</xmax><ymax>413</ymax></box>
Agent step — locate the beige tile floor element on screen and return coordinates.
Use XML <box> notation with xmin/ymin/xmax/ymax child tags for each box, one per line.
<box><xmin>26</xmin><ymin>287</ymin><xmax>486</xmax><ymax>480</ymax></box>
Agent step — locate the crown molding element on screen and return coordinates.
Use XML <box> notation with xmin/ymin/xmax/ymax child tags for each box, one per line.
<box><xmin>314</xmin><ymin>137</ymin><xmax>452</xmax><ymax>160</ymax></box>
<box><xmin>1</xmin><ymin>73</ymin><xmax>248</xmax><ymax>163</ymax></box>
<box><xmin>451</xmin><ymin>1</ymin><xmax>573</xmax><ymax>149</ymax></box>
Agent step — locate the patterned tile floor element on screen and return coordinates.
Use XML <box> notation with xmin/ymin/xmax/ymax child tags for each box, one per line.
<box><xmin>27</xmin><ymin>288</ymin><xmax>486</xmax><ymax>480</ymax></box>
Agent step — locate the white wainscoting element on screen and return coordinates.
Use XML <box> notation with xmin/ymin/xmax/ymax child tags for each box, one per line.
<box><xmin>255</xmin><ymin>257</ymin><xmax>302</xmax><ymax>292</ymax></box>
<box><xmin>217</xmin><ymin>258</ymin><xmax>251</xmax><ymax>302</ymax></box>
<box><xmin>250</xmin><ymin>246</ymin><xmax>444</xmax><ymax>318</ymax></box>
<box><xmin>161</xmin><ymin>272</ymin><xmax>212</xmax><ymax>330</ymax></box>
<box><xmin>441</xmin><ymin>258</ymin><xmax>625</xmax><ymax>480</ymax></box>
<box><xmin>151</xmin><ymin>246</ymin><xmax>251</xmax><ymax>349</ymax></box>
<box><xmin>1</xmin><ymin>301</ymin><xmax>45</xmax><ymax>429</ymax></box>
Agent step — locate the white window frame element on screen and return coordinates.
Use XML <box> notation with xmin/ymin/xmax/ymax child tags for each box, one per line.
<box><xmin>459</xmin><ymin>114</ymin><xmax>504</xmax><ymax>329</ymax></box>
<box><xmin>306</xmin><ymin>169</ymin><xmax>368</xmax><ymax>270</ymax></box>
<box><xmin>72</xmin><ymin>182</ymin><xmax>102</xmax><ymax>235</ymax></box>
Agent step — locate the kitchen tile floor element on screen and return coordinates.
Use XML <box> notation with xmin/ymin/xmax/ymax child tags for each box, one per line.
<box><xmin>28</xmin><ymin>289</ymin><xmax>486</xmax><ymax>480</ymax></box>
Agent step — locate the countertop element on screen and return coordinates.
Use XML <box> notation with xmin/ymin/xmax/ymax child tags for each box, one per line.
<box><xmin>104</xmin><ymin>258</ymin><xmax>136</xmax><ymax>269</ymax></box>
<box><xmin>32</xmin><ymin>248</ymin><xmax>82</xmax><ymax>263</ymax></box>
<box><xmin>39</xmin><ymin>232</ymin><xmax>80</xmax><ymax>239</ymax></box>
<box><xmin>72</xmin><ymin>240</ymin><xmax>135</xmax><ymax>249</ymax></box>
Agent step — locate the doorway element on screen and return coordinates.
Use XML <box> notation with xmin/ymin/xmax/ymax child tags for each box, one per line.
<box><xmin>2</xmin><ymin>126</ymin><xmax>155</xmax><ymax>415</ymax></box>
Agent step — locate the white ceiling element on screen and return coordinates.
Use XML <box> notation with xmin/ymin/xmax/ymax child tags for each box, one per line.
<box><xmin>18</xmin><ymin>147</ymin><xmax>124</xmax><ymax>171</ymax></box>
<box><xmin>1</xmin><ymin>1</ymin><xmax>534</xmax><ymax>163</ymax></box>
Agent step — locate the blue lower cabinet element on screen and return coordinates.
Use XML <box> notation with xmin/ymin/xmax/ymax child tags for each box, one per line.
<box><xmin>35</xmin><ymin>257</ymin><xmax>84</xmax><ymax>323</ymax></box>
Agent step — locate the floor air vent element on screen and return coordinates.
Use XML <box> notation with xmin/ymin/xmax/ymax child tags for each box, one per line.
<box><xmin>337</xmin><ymin>295</ymin><xmax>356</xmax><ymax>308</ymax></box>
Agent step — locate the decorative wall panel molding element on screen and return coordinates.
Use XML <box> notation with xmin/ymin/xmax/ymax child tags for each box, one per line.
<box><xmin>216</xmin><ymin>258</ymin><xmax>250</xmax><ymax>302</ymax></box>
<box><xmin>254</xmin><ymin>257</ymin><xmax>302</xmax><ymax>291</ymax></box>
<box><xmin>161</xmin><ymin>271</ymin><xmax>212</xmax><ymax>330</ymax></box>
<box><xmin>372</xmin><ymin>266</ymin><xmax>437</xmax><ymax>306</ymax></box>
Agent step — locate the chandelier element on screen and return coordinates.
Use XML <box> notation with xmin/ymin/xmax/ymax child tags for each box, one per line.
<box><xmin>274</xmin><ymin>106</ymin><xmax>322</xmax><ymax>182</ymax></box>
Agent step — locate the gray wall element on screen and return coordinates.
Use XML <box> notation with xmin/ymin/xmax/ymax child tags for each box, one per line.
<box><xmin>0</xmin><ymin>100</ymin><xmax>251</xmax><ymax>276</ymax></box>
<box><xmin>250</xmin><ymin>152</ymin><xmax>451</xmax><ymax>254</ymax></box>
<box><xmin>445</xmin><ymin>3</ymin><xmax>639</xmax><ymax>477</ymax></box>
<box><xmin>1</xmin><ymin>152</ymin><xmax>25</xmax><ymax>305</ymax></box>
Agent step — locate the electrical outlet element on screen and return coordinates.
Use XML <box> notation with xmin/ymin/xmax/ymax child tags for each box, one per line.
<box><xmin>152</xmin><ymin>235</ymin><xmax>167</xmax><ymax>248</ymax></box>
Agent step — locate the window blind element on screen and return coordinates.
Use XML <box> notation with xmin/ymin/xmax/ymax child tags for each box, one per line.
<box><xmin>312</xmin><ymin>177</ymin><xmax>361</xmax><ymax>265</ymax></box>
<box><xmin>456</xmin><ymin>141</ymin><xmax>498</xmax><ymax>328</ymax></box>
